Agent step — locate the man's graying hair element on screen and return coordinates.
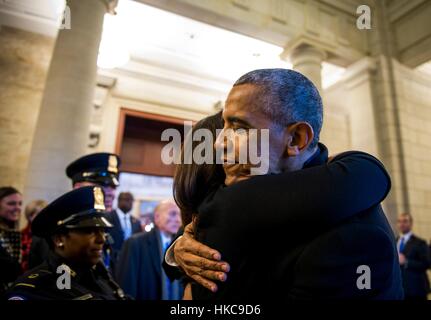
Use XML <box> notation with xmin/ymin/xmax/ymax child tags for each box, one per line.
<box><xmin>233</xmin><ymin>68</ymin><xmax>323</xmax><ymax>148</ymax></box>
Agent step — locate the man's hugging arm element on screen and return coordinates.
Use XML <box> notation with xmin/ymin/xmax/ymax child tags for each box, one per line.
<box><xmin>199</xmin><ymin>151</ymin><xmax>391</xmax><ymax>235</ymax></box>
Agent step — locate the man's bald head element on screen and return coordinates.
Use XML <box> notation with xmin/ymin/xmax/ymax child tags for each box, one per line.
<box><xmin>154</xmin><ymin>199</ymin><xmax>181</xmax><ymax>236</ymax></box>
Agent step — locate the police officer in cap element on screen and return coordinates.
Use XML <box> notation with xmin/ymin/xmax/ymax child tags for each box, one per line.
<box><xmin>6</xmin><ymin>186</ymin><xmax>128</xmax><ymax>300</ymax></box>
<box><xmin>66</xmin><ymin>153</ymin><xmax>119</xmax><ymax>272</ymax></box>
<box><xmin>66</xmin><ymin>153</ymin><xmax>142</xmax><ymax>272</ymax></box>
<box><xmin>28</xmin><ymin>153</ymin><xmax>123</xmax><ymax>271</ymax></box>
<box><xmin>66</xmin><ymin>152</ymin><xmax>121</xmax><ymax>211</ymax></box>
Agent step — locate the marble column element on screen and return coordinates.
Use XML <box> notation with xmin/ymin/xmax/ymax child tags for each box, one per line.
<box><xmin>24</xmin><ymin>0</ymin><xmax>117</xmax><ymax>202</ymax></box>
<box><xmin>341</xmin><ymin>57</ymin><xmax>379</xmax><ymax>157</ymax></box>
<box><xmin>289</xmin><ymin>44</ymin><xmax>326</xmax><ymax>92</ymax></box>
<box><xmin>0</xmin><ymin>27</ymin><xmax>54</xmax><ymax>192</ymax></box>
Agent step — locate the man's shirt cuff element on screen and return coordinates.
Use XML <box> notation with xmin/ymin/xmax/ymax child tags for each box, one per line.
<box><xmin>164</xmin><ymin>236</ymin><xmax>182</xmax><ymax>267</ymax></box>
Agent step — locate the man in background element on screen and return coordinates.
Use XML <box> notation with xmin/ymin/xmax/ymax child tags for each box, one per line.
<box><xmin>397</xmin><ymin>212</ymin><xmax>431</xmax><ymax>300</ymax></box>
<box><xmin>116</xmin><ymin>200</ymin><xmax>183</xmax><ymax>300</ymax></box>
<box><xmin>106</xmin><ymin>191</ymin><xmax>142</xmax><ymax>266</ymax></box>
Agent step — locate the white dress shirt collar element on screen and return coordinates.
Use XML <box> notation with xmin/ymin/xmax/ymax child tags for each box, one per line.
<box><xmin>400</xmin><ymin>231</ymin><xmax>413</xmax><ymax>243</ymax></box>
<box><xmin>160</xmin><ymin>232</ymin><xmax>172</xmax><ymax>250</ymax></box>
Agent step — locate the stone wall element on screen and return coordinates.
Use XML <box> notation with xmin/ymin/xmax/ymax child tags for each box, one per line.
<box><xmin>320</xmin><ymin>111</ymin><xmax>350</xmax><ymax>155</ymax></box>
<box><xmin>0</xmin><ymin>27</ymin><xmax>55</xmax><ymax>192</ymax></box>
<box><xmin>395</xmin><ymin>61</ymin><xmax>431</xmax><ymax>239</ymax></box>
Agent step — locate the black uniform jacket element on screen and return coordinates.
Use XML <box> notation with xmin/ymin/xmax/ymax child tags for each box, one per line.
<box><xmin>6</xmin><ymin>251</ymin><xmax>127</xmax><ymax>300</ymax></box>
<box><xmin>192</xmin><ymin>144</ymin><xmax>403</xmax><ymax>300</ymax></box>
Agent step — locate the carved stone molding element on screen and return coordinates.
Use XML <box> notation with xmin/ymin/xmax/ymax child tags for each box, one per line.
<box><xmin>100</xmin><ymin>0</ymin><xmax>119</xmax><ymax>14</ymax></box>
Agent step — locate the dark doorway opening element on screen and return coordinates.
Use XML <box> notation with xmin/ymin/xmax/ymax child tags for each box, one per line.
<box><xmin>116</xmin><ymin>108</ymin><xmax>188</xmax><ymax>177</ymax></box>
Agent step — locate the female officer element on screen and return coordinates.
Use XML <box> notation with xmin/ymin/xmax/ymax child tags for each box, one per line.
<box><xmin>6</xmin><ymin>186</ymin><xmax>127</xmax><ymax>300</ymax></box>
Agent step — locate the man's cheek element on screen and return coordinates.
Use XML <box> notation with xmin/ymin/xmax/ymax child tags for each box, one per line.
<box><xmin>235</xmin><ymin>133</ymin><xmax>249</xmax><ymax>164</ymax></box>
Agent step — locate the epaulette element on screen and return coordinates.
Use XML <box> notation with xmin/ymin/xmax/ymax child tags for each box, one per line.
<box><xmin>12</xmin><ymin>269</ymin><xmax>53</xmax><ymax>290</ymax></box>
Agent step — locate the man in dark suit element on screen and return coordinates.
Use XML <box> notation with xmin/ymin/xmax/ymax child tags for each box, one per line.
<box><xmin>105</xmin><ymin>192</ymin><xmax>142</xmax><ymax>266</ymax></box>
<box><xmin>164</xmin><ymin>68</ymin><xmax>403</xmax><ymax>299</ymax></box>
<box><xmin>397</xmin><ymin>212</ymin><xmax>431</xmax><ymax>300</ymax></box>
<box><xmin>116</xmin><ymin>200</ymin><xmax>183</xmax><ymax>300</ymax></box>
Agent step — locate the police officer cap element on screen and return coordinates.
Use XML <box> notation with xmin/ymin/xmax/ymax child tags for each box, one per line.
<box><xmin>66</xmin><ymin>153</ymin><xmax>120</xmax><ymax>187</ymax></box>
<box><xmin>32</xmin><ymin>186</ymin><xmax>113</xmax><ymax>238</ymax></box>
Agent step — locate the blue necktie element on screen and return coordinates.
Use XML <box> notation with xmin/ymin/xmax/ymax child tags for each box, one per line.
<box><xmin>163</xmin><ymin>241</ymin><xmax>173</xmax><ymax>299</ymax></box>
<box><xmin>399</xmin><ymin>236</ymin><xmax>405</xmax><ymax>253</ymax></box>
<box><xmin>123</xmin><ymin>214</ymin><xmax>132</xmax><ymax>240</ymax></box>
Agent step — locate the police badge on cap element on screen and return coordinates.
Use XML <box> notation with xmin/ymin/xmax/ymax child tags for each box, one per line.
<box><xmin>65</xmin><ymin>153</ymin><xmax>120</xmax><ymax>187</ymax></box>
<box><xmin>32</xmin><ymin>186</ymin><xmax>113</xmax><ymax>238</ymax></box>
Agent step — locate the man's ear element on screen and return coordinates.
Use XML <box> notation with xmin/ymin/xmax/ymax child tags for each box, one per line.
<box><xmin>285</xmin><ymin>122</ymin><xmax>314</xmax><ymax>156</ymax></box>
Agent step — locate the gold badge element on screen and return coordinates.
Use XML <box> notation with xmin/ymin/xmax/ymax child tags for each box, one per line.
<box><xmin>93</xmin><ymin>187</ymin><xmax>106</xmax><ymax>211</ymax></box>
<box><xmin>108</xmin><ymin>155</ymin><xmax>118</xmax><ymax>173</ymax></box>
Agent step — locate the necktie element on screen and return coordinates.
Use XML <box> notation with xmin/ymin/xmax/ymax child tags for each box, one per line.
<box><xmin>123</xmin><ymin>214</ymin><xmax>132</xmax><ymax>240</ymax></box>
<box><xmin>163</xmin><ymin>240</ymin><xmax>171</xmax><ymax>253</ymax></box>
<box><xmin>399</xmin><ymin>236</ymin><xmax>405</xmax><ymax>253</ymax></box>
<box><xmin>163</xmin><ymin>240</ymin><xmax>173</xmax><ymax>299</ymax></box>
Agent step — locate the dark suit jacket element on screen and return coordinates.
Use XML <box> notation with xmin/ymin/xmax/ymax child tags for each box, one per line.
<box><xmin>193</xmin><ymin>144</ymin><xmax>403</xmax><ymax>300</ymax></box>
<box><xmin>115</xmin><ymin>227</ymin><xmax>182</xmax><ymax>300</ymax></box>
<box><xmin>162</xmin><ymin>228</ymin><xmax>184</xmax><ymax>281</ymax></box>
<box><xmin>105</xmin><ymin>210</ymin><xmax>142</xmax><ymax>261</ymax></box>
<box><xmin>276</xmin><ymin>205</ymin><xmax>401</xmax><ymax>300</ymax></box>
<box><xmin>398</xmin><ymin>234</ymin><xmax>431</xmax><ymax>298</ymax></box>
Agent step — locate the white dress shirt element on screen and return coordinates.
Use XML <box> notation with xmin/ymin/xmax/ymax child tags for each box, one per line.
<box><xmin>164</xmin><ymin>236</ymin><xmax>181</xmax><ymax>267</ymax></box>
<box><xmin>160</xmin><ymin>232</ymin><xmax>173</xmax><ymax>252</ymax></box>
<box><xmin>397</xmin><ymin>231</ymin><xmax>413</xmax><ymax>253</ymax></box>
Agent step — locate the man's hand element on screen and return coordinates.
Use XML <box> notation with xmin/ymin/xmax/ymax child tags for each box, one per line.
<box><xmin>173</xmin><ymin>222</ymin><xmax>230</xmax><ymax>292</ymax></box>
<box><xmin>399</xmin><ymin>253</ymin><xmax>407</xmax><ymax>266</ymax></box>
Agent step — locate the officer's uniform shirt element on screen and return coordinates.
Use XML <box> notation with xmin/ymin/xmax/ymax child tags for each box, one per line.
<box><xmin>6</xmin><ymin>251</ymin><xmax>126</xmax><ymax>300</ymax></box>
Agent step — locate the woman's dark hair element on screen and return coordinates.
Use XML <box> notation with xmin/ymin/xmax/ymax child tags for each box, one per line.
<box><xmin>173</xmin><ymin>111</ymin><xmax>225</xmax><ymax>226</ymax></box>
<box><xmin>0</xmin><ymin>186</ymin><xmax>21</xmax><ymax>201</ymax></box>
